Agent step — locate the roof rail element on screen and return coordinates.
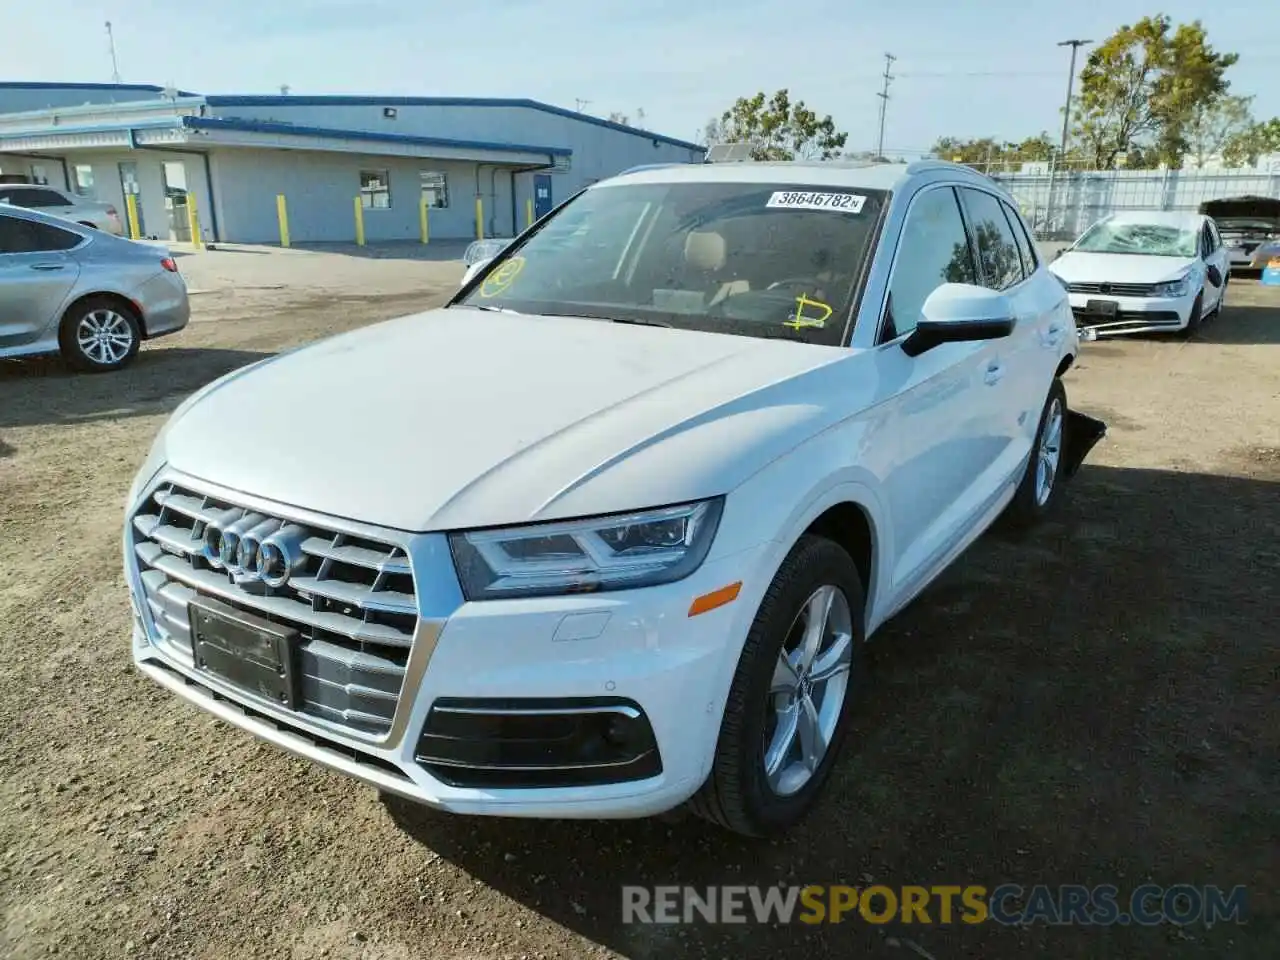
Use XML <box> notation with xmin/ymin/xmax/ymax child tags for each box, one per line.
<box><xmin>618</xmin><ymin>162</ymin><xmax>682</xmax><ymax>176</ymax></box>
<box><xmin>905</xmin><ymin>158</ymin><xmax>963</xmax><ymax>175</ymax></box>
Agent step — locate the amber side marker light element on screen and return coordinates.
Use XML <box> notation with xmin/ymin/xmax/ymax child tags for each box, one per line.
<box><xmin>688</xmin><ymin>581</ymin><xmax>742</xmax><ymax>617</ymax></box>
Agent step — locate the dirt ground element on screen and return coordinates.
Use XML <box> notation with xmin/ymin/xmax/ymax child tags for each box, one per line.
<box><xmin>1</xmin><ymin>248</ymin><xmax>1277</xmax><ymax>960</ymax></box>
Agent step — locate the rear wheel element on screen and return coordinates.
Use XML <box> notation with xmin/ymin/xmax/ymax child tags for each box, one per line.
<box><xmin>58</xmin><ymin>297</ymin><xmax>141</xmax><ymax>373</ymax></box>
<box><xmin>1001</xmin><ymin>378</ymin><xmax>1067</xmax><ymax>530</ymax></box>
<box><xmin>689</xmin><ymin>535</ymin><xmax>866</xmax><ymax>837</ymax></box>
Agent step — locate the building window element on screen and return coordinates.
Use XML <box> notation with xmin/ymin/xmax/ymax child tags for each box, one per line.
<box><xmin>30</xmin><ymin>163</ymin><xmax>49</xmax><ymax>185</ymax></box>
<box><xmin>72</xmin><ymin>164</ymin><xmax>95</xmax><ymax>197</ymax></box>
<box><xmin>419</xmin><ymin>170</ymin><xmax>448</xmax><ymax>209</ymax></box>
<box><xmin>360</xmin><ymin>170</ymin><xmax>391</xmax><ymax>209</ymax></box>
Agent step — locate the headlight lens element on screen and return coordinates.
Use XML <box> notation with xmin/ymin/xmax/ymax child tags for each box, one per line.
<box><xmin>449</xmin><ymin>498</ymin><xmax>724</xmax><ymax>600</ymax></box>
<box><xmin>1151</xmin><ymin>272</ymin><xmax>1192</xmax><ymax>298</ymax></box>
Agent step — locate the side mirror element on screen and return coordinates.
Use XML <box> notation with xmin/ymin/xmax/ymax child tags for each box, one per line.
<box><xmin>902</xmin><ymin>283</ymin><xmax>1016</xmax><ymax>358</ymax></box>
<box><xmin>1206</xmin><ymin>264</ymin><xmax>1223</xmax><ymax>288</ymax></box>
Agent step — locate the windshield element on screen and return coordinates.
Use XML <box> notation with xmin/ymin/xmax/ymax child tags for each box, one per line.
<box><xmin>452</xmin><ymin>180</ymin><xmax>887</xmax><ymax>346</ymax></box>
<box><xmin>1072</xmin><ymin>221</ymin><xmax>1198</xmax><ymax>257</ymax></box>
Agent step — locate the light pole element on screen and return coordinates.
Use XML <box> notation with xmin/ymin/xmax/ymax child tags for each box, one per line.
<box><xmin>1057</xmin><ymin>39</ymin><xmax>1091</xmax><ymax>159</ymax></box>
<box><xmin>1045</xmin><ymin>39</ymin><xmax>1091</xmax><ymax>238</ymax></box>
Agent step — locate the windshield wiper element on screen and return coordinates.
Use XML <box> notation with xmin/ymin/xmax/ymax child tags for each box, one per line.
<box><xmin>556</xmin><ymin>312</ymin><xmax>672</xmax><ymax>327</ymax></box>
<box><xmin>462</xmin><ymin>303</ymin><xmax>523</xmax><ymax>314</ymax></box>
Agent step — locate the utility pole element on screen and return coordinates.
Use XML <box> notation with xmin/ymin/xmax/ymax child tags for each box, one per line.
<box><xmin>1056</xmin><ymin>39</ymin><xmax>1091</xmax><ymax>159</ymax></box>
<box><xmin>1044</xmin><ymin>39</ymin><xmax>1091</xmax><ymax>239</ymax></box>
<box><xmin>574</xmin><ymin>98</ymin><xmax>592</xmax><ymax>114</ymax></box>
<box><xmin>875</xmin><ymin>53</ymin><xmax>896</xmax><ymax>160</ymax></box>
<box><xmin>105</xmin><ymin>21</ymin><xmax>121</xmax><ymax>84</ymax></box>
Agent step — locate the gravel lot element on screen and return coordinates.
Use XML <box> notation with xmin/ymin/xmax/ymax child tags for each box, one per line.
<box><xmin>1</xmin><ymin>247</ymin><xmax>1277</xmax><ymax>960</ymax></box>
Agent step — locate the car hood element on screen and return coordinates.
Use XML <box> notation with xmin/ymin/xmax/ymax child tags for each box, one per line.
<box><xmin>161</xmin><ymin>307</ymin><xmax>854</xmax><ymax>532</ymax></box>
<box><xmin>1050</xmin><ymin>251</ymin><xmax>1200</xmax><ymax>285</ymax></box>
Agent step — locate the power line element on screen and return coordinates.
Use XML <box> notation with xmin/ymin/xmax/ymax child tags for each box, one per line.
<box><xmin>875</xmin><ymin>52</ymin><xmax>896</xmax><ymax>159</ymax></box>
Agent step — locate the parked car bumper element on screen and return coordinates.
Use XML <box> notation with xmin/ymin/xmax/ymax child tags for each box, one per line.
<box><xmin>1068</xmin><ymin>290</ymin><xmax>1196</xmax><ymax>336</ymax></box>
<box><xmin>136</xmin><ymin>273</ymin><xmax>190</xmax><ymax>338</ymax></box>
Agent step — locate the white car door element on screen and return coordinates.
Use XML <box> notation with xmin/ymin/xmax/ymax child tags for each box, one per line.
<box><xmin>867</xmin><ymin>184</ymin><xmax>1010</xmax><ymax>610</ymax></box>
<box><xmin>958</xmin><ymin>187</ymin><xmax>1062</xmax><ymax>473</ymax></box>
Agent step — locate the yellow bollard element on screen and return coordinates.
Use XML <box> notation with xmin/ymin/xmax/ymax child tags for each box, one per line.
<box><xmin>526</xmin><ymin>197</ymin><xmax>534</xmax><ymax>229</ymax></box>
<box><xmin>474</xmin><ymin>196</ymin><xmax>484</xmax><ymax>240</ymax></box>
<box><xmin>276</xmin><ymin>194</ymin><xmax>290</xmax><ymax>248</ymax></box>
<box><xmin>125</xmin><ymin>193</ymin><xmax>141</xmax><ymax>240</ymax></box>
<box><xmin>186</xmin><ymin>192</ymin><xmax>202</xmax><ymax>249</ymax></box>
<box><xmin>420</xmin><ymin>197</ymin><xmax>429</xmax><ymax>244</ymax></box>
<box><xmin>354</xmin><ymin>196</ymin><xmax>365</xmax><ymax>246</ymax></box>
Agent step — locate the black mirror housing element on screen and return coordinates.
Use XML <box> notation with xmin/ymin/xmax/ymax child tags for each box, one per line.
<box><xmin>903</xmin><ymin>317</ymin><xmax>1015</xmax><ymax>358</ymax></box>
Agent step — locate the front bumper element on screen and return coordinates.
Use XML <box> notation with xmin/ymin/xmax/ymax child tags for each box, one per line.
<box><xmin>127</xmin><ymin>475</ymin><xmax>761</xmax><ymax>819</ymax></box>
<box><xmin>1068</xmin><ymin>291</ymin><xmax>1195</xmax><ymax>336</ymax></box>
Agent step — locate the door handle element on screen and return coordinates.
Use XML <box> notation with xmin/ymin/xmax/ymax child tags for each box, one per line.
<box><xmin>984</xmin><ymin>362</ymin><xmax>1004</xmax><ymax>386</ymax></box>
<box><xmin>29</xmin><ymin>262</ymin><xmax>65</xmax><ymax>271</ymax></box>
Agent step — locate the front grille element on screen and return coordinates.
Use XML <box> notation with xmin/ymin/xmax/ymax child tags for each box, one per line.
<box><xmin>131</xmin><ymin>481</ymin><xmax>418</xmax><ymax>737</ymax></box>
<box><xmin>1068</xmin><ymin>281</ymin><xmax>1158</xmax><ymax>297</ymax></box>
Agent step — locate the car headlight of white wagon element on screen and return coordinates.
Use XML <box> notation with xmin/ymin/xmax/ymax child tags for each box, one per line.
<box><xmin>1151</xmin><ymin>271</ymin><xmax>1193</xmax><ymax>298</ymax></box>
<box><xmin>448</xmin><ymin>499</ymin><xmax>724</xmax><ymax>600</ymax></box>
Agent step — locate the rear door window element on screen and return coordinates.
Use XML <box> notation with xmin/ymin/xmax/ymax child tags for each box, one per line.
<box><xmin>958</xmin><ymin>188</ymin><xmax>1025</xmax><ymax>291</ymax></box>
<box><xmin>0</xmin><ymin>214</ymin><xmax>81</xmax><ymax>253</ymax></box>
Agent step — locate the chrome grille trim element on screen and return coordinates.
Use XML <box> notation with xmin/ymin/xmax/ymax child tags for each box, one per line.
<box><xmin>128</xmin><ymin>473</ymin><xmax>466</xmax><ymax>742</ymax></box>
<box><xmin>1067</xmin><ymin>281</ymin><xmax>1158</xmax><ymax>297</ymax></box>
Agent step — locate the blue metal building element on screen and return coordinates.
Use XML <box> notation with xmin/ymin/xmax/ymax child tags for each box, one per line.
<box><xmin>0</xmin><ymin>82</ymin><xmax>705</xmax><ymax>244</ymax></box>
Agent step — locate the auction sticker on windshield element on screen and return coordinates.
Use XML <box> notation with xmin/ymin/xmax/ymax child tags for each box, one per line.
<box><xmin>767</xmin><ymin>191</ymin><xmax>866</xmax><ymax>214</ymax></box>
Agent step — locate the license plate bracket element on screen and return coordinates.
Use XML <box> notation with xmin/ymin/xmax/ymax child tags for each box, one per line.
<box><xmin>188</xmin><ymin>596</ymin><xmax>300</xmax><ymax>709</ymax></box>
<box><xmin>1085</xmin><ymin>298</ymin><xmax>1118</xmax><ymax>318</ymax></box>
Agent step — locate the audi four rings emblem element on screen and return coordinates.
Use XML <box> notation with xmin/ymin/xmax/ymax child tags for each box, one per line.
<box><xmin>202</xmin><ymin>509</ymin><xmax>307</xmax><ymax>587</ymax></box>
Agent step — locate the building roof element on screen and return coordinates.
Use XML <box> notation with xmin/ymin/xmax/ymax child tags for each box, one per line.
<box><xmin>203</xmin><ymin>95</ymin><xmax>705</xmax><ymax>152</ymax></box>
<box><xmin>183</xmin><ymin>115</ymin><xmax>571</xmax><ymax>157</ymax></box>
<box><xmin>0</xmin><ymin>83</ymin><xmax>704</xmax><ymax>153</ymax></box>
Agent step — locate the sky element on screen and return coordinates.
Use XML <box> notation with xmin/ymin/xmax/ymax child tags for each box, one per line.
<box><xmin>9</xmin><ymin>0</ymin><xmax>1280</xmax><ymax>155</ymax></box>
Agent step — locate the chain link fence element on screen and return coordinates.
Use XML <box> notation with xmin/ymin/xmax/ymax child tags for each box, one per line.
<box><xmin>978</xmin><ymin>162</ymin><xmax>1280</xmax><ymax>241</ymax></box>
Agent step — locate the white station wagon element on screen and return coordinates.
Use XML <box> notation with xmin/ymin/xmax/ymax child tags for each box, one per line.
<box><xmin>124</xmin><ymin>157</ymin><xmax>1105</xmax><ymax>837</ymax></box>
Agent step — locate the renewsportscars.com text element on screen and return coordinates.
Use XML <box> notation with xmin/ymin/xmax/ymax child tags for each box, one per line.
<box><xmin>621</xmin><ymin>884</ymin><xmax>1247</xmax><ymax>927</ymax></box>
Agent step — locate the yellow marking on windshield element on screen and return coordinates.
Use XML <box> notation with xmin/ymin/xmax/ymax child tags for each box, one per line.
<box><xmin>479</xmin><ymin>256</ymin><xmax>526</xmax><ymax>298</ymax></box>
<box><xmin>784</xmin><ymin>294</ymin><xmax>833</xmax><ymax>330</ymax></box>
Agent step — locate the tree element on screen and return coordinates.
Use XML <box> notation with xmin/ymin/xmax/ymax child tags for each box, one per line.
<box><xmin>607</xmin><ymin>108</ymin><xmax>647</xmax><ymax>128</ymax></box>
<box><xmin>1072</xmin><ymin>16</ymin><xmax>1238</xmax><ymax>169</ymax></box>
<box><xmin>1222</xmin><ymin>117</ymin><xmax>1280</xmax><ymax>168</ymax></box>
<box><xmin>1185</xmin><ymin>95</ymin><xmax>1254</xmax><ymax>167</ymax></box>
<box><xmin>929</xmin><ymin>133</ymin><xmax>1057</xmax><ymax>170</ymax></box>
<box><xmin>704</xmin><ymin>89</ymin><xmax>847</xmax><ymax>160</ymax></box>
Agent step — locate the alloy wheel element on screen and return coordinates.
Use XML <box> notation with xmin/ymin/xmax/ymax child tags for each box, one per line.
<box><xmin>762</xmin><ymin>584</ymin><xmax>855</xmax><ymax>797</ymax></box>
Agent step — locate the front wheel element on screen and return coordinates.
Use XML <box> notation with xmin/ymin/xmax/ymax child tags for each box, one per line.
<box><xmin>58</xmin><ymin>297</ymin><xmax>141</xmax><ymax>373</ymax></box>
<box><xmin>1180</xmin><ymin>290</ymin><xmax>1205</xmax><ymax>338</ymax></box>
<box><xmin>689</xmin><ymin>535</ymin><xmax>866</xmax><ymax>837</ymax></box>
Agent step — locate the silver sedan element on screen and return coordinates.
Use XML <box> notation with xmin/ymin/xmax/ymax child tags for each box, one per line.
<box><xmin>0</xmin><ymin>204</ymin><xmax>189</xmax><ymax>372</ymax></box>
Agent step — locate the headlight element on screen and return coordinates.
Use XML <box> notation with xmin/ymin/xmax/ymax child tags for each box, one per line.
<box><xmin>1151</xmin><ymin>272</ymin><xmax>1192</xmax><ymax>298</ymax></box>
<box><xmin>449</xmin><ymin>498</ymin><xmax>724</xmax><ymax>600</ymax></box>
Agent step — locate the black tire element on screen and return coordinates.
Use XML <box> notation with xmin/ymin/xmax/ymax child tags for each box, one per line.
<box><xmin>58</xmin><ymin>296</ymin><xmax>142</xmax><ymax>373</ymax></box>
<box><xmin>1001</xmin><ymin>378</ymin><xmax>1068</xmax><ymax>531</ymax></box>
<box><xmin>1180</xmin><ymin>290</ymin><xmax>1204</xmax><ymax>337</ymax></box>
<box><xmin>689</xmin><ymin>535</ymin><xmax>867</xmax><ymax>837</ymax></box>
